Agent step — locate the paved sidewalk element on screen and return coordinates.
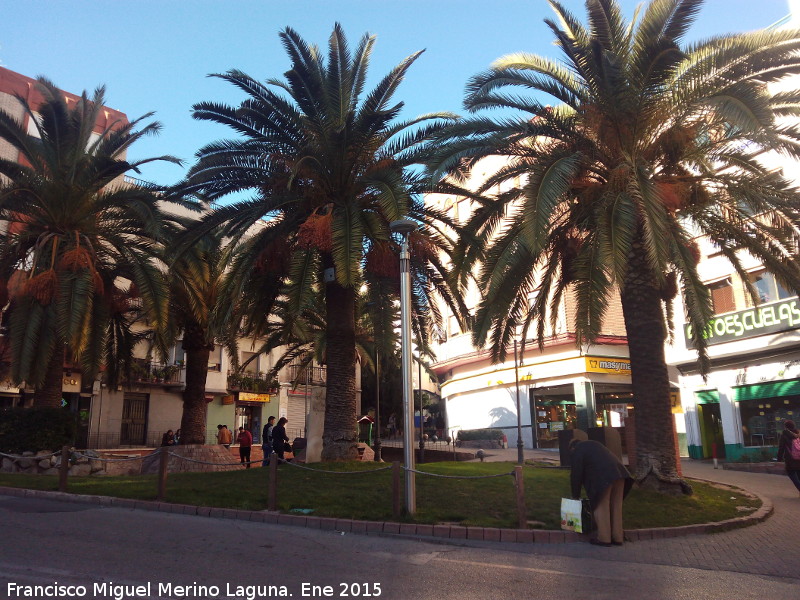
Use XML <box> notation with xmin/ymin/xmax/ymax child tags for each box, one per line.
<box><xmin>483</xmin><ymin>448</ymin><xmax>800</xmax><ymax>580</ymax></box>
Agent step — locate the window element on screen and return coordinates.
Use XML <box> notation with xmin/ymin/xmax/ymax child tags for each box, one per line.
<box><xmin>242</xmin><ymin>351</ymin><xmax>258</xmax><ymax>374</ymax></box>
<box><xmin>747</xmin><ymin>270</ymin><xmax>792</xmax><ymax>304</ymax></box>
<box><xmin>739</xmin><ymin>395</ymin><xmax>799</xmax><ymax>446</ymax></box>
<box><xmin>172</xmin><ymin>343</ymin><xmax>185</xmax><ymax>365</ymax></box>
<box><xmin>708</xmin><ymin>279</ymin><xmax>735</xmax><ymax>314</ymax></box>
<box><xmin>448</xmin><ymin>314</ymin><xmax>460</xmax><ymax>336</ymax></box>
<box><xmin>208</xmin><ymin>345</ymin><xmax>223</xmax><ymax>371</ymax></box>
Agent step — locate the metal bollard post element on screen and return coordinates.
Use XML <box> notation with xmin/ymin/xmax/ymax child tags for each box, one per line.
<box><xmin>58</xmin><ymin>445</ymin><xmax>70</xmax><ymax>492</ymax></box>
<box><xmin>514</xmin><ymin>465</ymin><xmax>527</xmax><ymax>529</ymax></box>
<box><xmin>268</xmin><ymin>453</ymin><xmax>278</xmax><ymax>511</ymax></box>
<box><xmin>157</xmin><ymin>446</ymin><xmax>169</xmax><ymax>501</ymax></box>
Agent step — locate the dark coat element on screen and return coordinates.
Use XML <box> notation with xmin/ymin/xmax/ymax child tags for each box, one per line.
<box><xmin>777</xmin><ymin>429</ymin><xmax>800</xmax><ymax>470</ymax></box>
<box><xmin>272</xmin><ymin>424</ymin><xmax>289</xmax><ymax>452</ymax></box>
<box><xmin>570</xmin><ymin>440</ymin><xmax>634</xmax><ymax>509</ymax></box>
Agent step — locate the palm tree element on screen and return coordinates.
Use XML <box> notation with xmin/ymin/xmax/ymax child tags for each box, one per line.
<box><xmin>0</xmin><ymin>78</ymin><xmax>178</xmax><ymax>407</ymax></box>
<box><xmin>163</xmin><ymin>214</ymin><xmax>229</xmax><ymax>445</ymax></box>
<box><xmin>424</xmin><ymin>0</ymin><xmax>800</xmax><ymax>491</ymax></box>
<box><xmin>178</xmin><ymin>25</ymin><xmax>464</xmax><ymax>460</ymax></box>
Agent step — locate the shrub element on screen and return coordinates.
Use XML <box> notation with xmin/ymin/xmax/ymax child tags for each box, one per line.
<box><xmin>457</xmin><ymin>428</ymin><xmax>504</xmax><ymax>441</ymax></box>
<box><xmin>0</xmin><ymin>407</ymin><xmax>77</xmax><ymax>454</ymax></box>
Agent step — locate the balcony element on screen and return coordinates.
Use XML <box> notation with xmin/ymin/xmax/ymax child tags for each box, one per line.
<box><xmin>227</xmin><ymin>371</ymin><xmax>279</xmax><ymax>394</ymax></box>
<box><xmin>288</xmin><ymin>364</ymin><xmax>327</xmax><ymax>386</ymax></box>
<box><xmin>128</xmin><ymin>360</ymin><xmax>183</xmax><ymax>387</ymax></box>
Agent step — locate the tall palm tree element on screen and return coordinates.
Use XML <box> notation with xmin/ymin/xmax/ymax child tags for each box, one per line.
<box><xmin>163</xmin><ymin>214</ymin><xmax>229</xmax><ymax>445</ymax></box>
<box><xmin>424</xmin><ymin>0</ymin><xmax>800</xmax><ymax>491</ymax></box>
<box><xmin>0</xmin><ymin>78</ymin><xmax>178</xmax><ymax>407</ymax></box>
<box><xmin>179</xmin><ymin>25</ymin><xmax>465</xmax><ymax>460</ymax></box>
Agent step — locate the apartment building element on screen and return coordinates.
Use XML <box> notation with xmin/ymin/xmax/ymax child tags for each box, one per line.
<box><xmin>666</xmin><ymin>232</ymin><xmax>800</xmax><ymax>462</ymax></box>
<box><xmin>0</xmin><ymin>66</ymin><xmax>325</xmax><ymax>448</ymax></box>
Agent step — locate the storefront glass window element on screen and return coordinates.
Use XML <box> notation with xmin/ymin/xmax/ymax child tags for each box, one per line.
<box><xmin>739</xmin><ymin>395</ymin><xmax>799</xmax><ymax>446</ymax></box>
<box><xmin>533</xmin><ymin>395</ymin><xmax>576</xmax><ymax>448</ymax></box>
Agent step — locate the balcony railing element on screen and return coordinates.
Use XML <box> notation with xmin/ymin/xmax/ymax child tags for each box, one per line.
<box><xmin>226</xmin><ymin>371</ymin><xmax>279</xmax><ymax>394</ymax></box>
<box><xmin>288</xmin><ymin>364</ymin><xmax>327</xmax><ymax>385</ymax></box>
<box><xmin>128</xmin><ymin>359</ymin><xmax>183</xmax><ymax>386</ymax></box>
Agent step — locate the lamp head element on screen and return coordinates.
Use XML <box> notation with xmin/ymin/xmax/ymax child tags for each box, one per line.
<box><xmin>390</xmin><ymin>219</ymin><xmax>417</xmax><ymax>235</ymax></box>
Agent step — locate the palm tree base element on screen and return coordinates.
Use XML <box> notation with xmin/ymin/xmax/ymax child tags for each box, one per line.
<box><xmin>635</xmin><ymin>467</ymin><xmax>693</xmax><ymax>496</ymax></box>
<box><xmin>321</xmin><ymin>431</ymin><xmax>359</xmax><ymax>461</ymax></box>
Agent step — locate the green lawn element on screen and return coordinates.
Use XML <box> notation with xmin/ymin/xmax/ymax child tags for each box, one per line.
<box><xmin>0</xmin><ymin>462</ymin><xmax>760</xmax><ymax>530</ymax></box>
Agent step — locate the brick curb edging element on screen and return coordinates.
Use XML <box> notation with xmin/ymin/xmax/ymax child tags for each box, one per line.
<box><xmin>0</xmin><ymin>480</ymin><xmax>772</xmax><ymax>546</ymax></box>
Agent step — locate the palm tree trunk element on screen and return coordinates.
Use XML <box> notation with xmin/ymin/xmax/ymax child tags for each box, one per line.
<box><xmin>33</xmin><ymin>347</ymin><xmax>65</xmax><ymax>408</ymax></box>
<box><xmin>620</xmin><ymin>236</ymin><xmax>690</xmax><ymax>494</ymax></box>
<box><xmin>179</xmin><ymin>322</ymin><xmax>213</xmax><ymax>445</ymax></box>
<box><xmin>321</xmin><ymin>280</ymin><xmax>359</xmax><ymax>460</ymax></box>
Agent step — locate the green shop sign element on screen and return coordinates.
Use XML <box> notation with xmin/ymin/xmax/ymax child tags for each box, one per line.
<box><xmin>684</xmin><ymin>297</ymin><xmax>800</xmax><ymax>348</ymax></box>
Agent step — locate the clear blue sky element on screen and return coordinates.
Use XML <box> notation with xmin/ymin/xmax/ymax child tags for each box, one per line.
<box><xmin>0</xmin><ymin>0</ymin><xmax>792</xmax><ymax>187</ymax></box>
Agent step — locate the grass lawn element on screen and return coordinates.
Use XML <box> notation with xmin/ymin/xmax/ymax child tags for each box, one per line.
<box><xmin>0</xmin><ymin>462</ymin><xmax>760</xmax><ymax>530</ymax></box>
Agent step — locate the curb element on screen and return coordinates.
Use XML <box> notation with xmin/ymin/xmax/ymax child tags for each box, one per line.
<box><xmin>0</xmin><ymin>480</ymin><xmax>773</xmax><ymax>546</ymax></box>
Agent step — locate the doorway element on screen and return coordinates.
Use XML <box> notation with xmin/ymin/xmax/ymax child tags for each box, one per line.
<box><xmin>120</xmin><ymin>393</ymin><xmax>149</xmax><ymax>446</ymax></box>
<box><xmin>698</xmin><ymin>402</ymin><xmax>725</xmax><ymax>458</ymax></box>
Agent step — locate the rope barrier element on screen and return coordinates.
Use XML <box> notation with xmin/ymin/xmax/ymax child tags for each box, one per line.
<box><xmin>278</xmin><ymin>460</ymin><xmax>394</xmax><ymax>475</ymax></box>
<box><xmin>0</xmin><ymin>450</ymin><xmax>61</xmax><ymax>460</ymax></box>
<box><xmin>406</xmin><ymin>467</ymin><xmax>515</xmax><ymax>479</ymax></box>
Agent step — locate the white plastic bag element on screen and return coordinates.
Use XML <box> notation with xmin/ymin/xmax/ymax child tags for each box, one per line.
<box><xmin>560</xmin><ymin>497</ymin><xmax>584</xmax><ymax>533</ymax></box>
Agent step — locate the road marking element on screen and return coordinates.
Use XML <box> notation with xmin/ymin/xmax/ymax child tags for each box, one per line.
<box><xmin>434</xmin><ymin>556</ymin><xmax>627</xmax><ymax>581</ymax></box>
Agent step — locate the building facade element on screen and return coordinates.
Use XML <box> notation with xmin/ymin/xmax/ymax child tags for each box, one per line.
<box><xmin>0</xmin><ymin>66</ymin><xmax>330</xmax><ymax>449</ymax></box>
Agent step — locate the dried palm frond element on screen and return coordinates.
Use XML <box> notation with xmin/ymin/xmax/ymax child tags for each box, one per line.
<box><xmin>365</xmin><ymin>242</ymin><xmax>399</xmax><ymax>278</ymax></box>
<box><xmin>297</xmin><ymin>212</ymin><xmax>333</xmax><ymax>252</ymax></box>
<box><xmin>25</xmin><ymin>270</ymin><xmax>58</xmax><ymax>305</ymax></box>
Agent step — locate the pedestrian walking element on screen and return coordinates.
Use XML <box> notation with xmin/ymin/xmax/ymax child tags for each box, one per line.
<box><xmin>272</xmin><ymin>417</ymin><xmax>290</xmax><ymax>461</ymax></box>
<box><xmin>237</xmin><ymin>426</ymin><xmax>253</xmax><ymax>468</ymax></box>
<box><xmin>262</xmin><ymin>415</ymin><xmax>276</xmax><ymax>467</ymax></box>
<box><xmin>217</xmin><ymin>424</ymin><xmax>232</xmax><ymax>448</ymax></box>
<box><xmin>777</xmin><ymin>420</ymin><xmax>800</xmax><ymax>496</ymax></box>
<box><xmin>569</xmin><ymin>439</ymin><xmax>634</xmax><ymax>547</ymax></box>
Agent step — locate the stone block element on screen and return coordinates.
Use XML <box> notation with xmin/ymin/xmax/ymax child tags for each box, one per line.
<box><xmin>69</xmin><ymin>464</ymin><xmax>92</xmax><ymax>477</ymax></box>
<box><xmin>1</xmin><ymin>458</ymin><xmax>16</xmax><ymax>472</ymax></box>
<box><xmin>399</xmin><ymin>523</ymin><xmax>417</xmax><ymax>535</ymax></box>
<box><xmin>38</xmin><ymin>459</ymin><xmax>51</xmax><ymax>469</ymax></box>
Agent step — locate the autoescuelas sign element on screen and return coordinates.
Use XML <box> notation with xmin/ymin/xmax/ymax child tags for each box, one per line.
<box><xmin>684</xmin><ymin>297</ymin><xmax>800</xmax><ymax>348</ymax></box>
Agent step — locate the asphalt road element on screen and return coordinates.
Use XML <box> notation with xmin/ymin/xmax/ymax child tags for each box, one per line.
<box><xmin>1</xmin><ymin>481</ymin><xmax>797</xmax><ymax>600</ymax></box>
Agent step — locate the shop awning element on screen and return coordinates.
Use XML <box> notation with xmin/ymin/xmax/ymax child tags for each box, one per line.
<box><xmin>695</xmin><ymin>390</ymin><xmax>719</xmax><ymax>404</ymax></box>
<box><xmin>733</xmin><ymin>379</ymin><xmax>800</xmax><ymax>402</ymax></box>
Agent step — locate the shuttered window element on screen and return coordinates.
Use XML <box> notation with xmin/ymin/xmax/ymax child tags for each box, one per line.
<box><xmin>709</xmin><ymin>279</ymin><xmax>735</xmax><ymax>314</ymax></box>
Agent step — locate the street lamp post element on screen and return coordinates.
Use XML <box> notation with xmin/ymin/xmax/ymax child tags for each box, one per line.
<box><xmin>418</xmin><ymin>354</ymin><xmax>425</xmax><ymax>464</ymax></box>
<box><xmin>390</xmin><ymin>218</ymin><xmax>417</xmax><ymax>515</ymax></box>
<box><xmin>513</xmin><ymin>338</ymin><xmax>524</xmax><ymax>465</ymax></box>
<box><xmin>374</xmin><ymin>346</ymin><xmax>382</xmax><ymax>462</ymax></box>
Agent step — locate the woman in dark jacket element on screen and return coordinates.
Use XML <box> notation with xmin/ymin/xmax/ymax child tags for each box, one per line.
<box><xmin>570</xmin><ymin>439</ymin><xmax>634</xmax><ymax>546</ymax></box>
<box><xmin>271</xmin><ymin>417</ymin><xmax>290</xmax><ymax>461</ymax></box>
<box><xmin>776</xmin><ymin>420</ymin><xmax>800</xmax><ymax>496</ymax></box>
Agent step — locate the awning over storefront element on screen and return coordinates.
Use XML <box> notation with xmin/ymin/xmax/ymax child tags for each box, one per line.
<box><xmin>733</xmin><ymin>379</ymin><xmax>800</xmax><ymax>401</ymax></box>
<box><xmin>695</xmin><ymin>390</ymin><xmax>720</xmax><ymax>404</ymax></box>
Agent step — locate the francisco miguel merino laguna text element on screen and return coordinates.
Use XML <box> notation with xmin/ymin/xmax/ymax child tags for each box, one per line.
<box><xmin>7</xmin><ymin>581</ymin><xmax>291</xmax><ymax>599</ymax></box>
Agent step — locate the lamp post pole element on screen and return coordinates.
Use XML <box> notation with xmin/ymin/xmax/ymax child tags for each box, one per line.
<box><xmin>391</xmin><ymin>218</ymin><xmax>417</xmax><ymax>514</ymax></box>
<box><xmin>514</xmin><ymin>338</ymin><xmax>524</xmax><ymax>465</ymax></box>
<box><xmin>418</xmin><ymin>354</ymin><xmax>425</xmax><ymax>464</ymax></box>
<box><xmin>374</xmin><ymin>346</ymin><xmax>382</xmax><ymax>462</ymax></box>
